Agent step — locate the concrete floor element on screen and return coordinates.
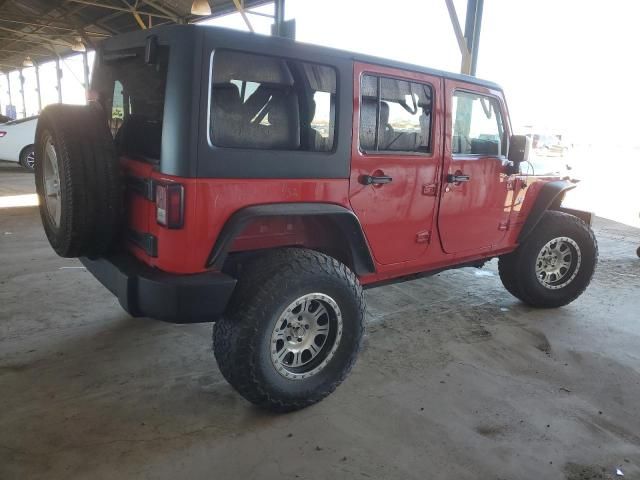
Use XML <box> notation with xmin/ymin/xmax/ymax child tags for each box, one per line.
<box><xmin>1</xmin><ymin>161</ymin><xmax>639</xmax><ymax>480</ymax></box>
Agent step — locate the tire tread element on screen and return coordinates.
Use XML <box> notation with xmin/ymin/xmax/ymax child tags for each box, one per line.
<box><xmin>213</xmin><ymin>248</ymin><xmax>365</xmax><ymax>412</ymax></box>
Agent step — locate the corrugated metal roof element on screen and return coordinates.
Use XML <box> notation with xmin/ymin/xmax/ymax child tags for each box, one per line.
<box><xmin>0</xmin><ymin>0</ymin><xmax>271</xmax><ymax>71</ymax></box>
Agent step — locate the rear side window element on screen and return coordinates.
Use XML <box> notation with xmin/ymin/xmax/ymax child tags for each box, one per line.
<box><xmin>359</xmin><ymin>74</ymin><xmax>433</xmax><ymax>154</ymax></box>
<box><xmin>210</xmin><ymin>50</ymin><xmax>336</xmax><ymax>152</ymax></box>
<box><xmin>92</xmin><ymin>47</ymin><xmax>169</xmax><ymax>162</ymax></box>
<box><xmin>451</xmin><ymin>91</ymin><xmax>505</xmax><ymax>156</ymax></box>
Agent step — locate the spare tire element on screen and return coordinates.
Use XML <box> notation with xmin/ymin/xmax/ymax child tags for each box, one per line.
<box><xmin>34</xmin><ymin>104</ymin><xmax>122</xmax><ymax>258</ymax></box>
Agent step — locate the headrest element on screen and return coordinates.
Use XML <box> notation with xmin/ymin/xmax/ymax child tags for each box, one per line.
<box><xmin>379</xmin><ymin>101</ymin><xmax>390</xmax><ymax>125</ymax></box>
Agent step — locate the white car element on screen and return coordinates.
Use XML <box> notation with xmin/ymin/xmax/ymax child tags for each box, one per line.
<box><xmin>0</xmin><ymin>116</ymin><xmax>38</xmax><ymax>171</ymax></box>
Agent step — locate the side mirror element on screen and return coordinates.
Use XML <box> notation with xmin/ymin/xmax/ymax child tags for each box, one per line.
<box><xmin>508</xmin><ymin>134</ymin><xmax>531</xmax><ymax>169</ymax></box>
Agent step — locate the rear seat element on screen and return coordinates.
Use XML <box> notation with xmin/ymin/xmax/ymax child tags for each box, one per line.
<box><xmin>211</xmin><ymin>82</ymin><xmax>300</xmax><ymax>150</ymax></box>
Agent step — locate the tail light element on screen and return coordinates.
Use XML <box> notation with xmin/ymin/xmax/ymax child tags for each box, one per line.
<box><xmin>155</xmin><ymin>183</ymin><xmax>184</xmax><ymax>229</ymax></box>
<box><xmin>0</xmin><ymin>131</ymin><xmax>6</xmax><ymax>138</ymax></box>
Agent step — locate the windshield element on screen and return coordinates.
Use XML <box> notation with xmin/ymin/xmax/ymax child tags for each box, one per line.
<box><xmin>92</xmin><ymin>46</ymin><xmax>169</xmax><ymax>162</ymax></box>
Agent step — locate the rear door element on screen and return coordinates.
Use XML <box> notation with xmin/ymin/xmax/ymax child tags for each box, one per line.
<box><xmin>437</xmin><ymin>80</ymin><xmax>513</xmax><ymax>254</ymax></box>
<box><xmin>349</xmin><ymin>63</ymin><xmax>443</xmax><ymax>265</ymax></box>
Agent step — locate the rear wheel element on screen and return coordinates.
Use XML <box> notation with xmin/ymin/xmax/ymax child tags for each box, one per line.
<box><xmin>213</xmin><ymin>248</ymin><xmax>365</xmax><ymax>412</ymax></box>
<box><xmin>19</xmin><ymin>145</ymin><xmax>35</xmax><ymax>171</ymax></box>
<box><xmin>498</xmin><ymin>211</ymin><xmax>598</xmax><ymax>308</ymax></box>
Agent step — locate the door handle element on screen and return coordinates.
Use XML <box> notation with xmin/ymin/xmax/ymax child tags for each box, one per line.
<box><xmin>360</xmin><ymin>174</ymin><xmax>393</xmax><ymax>185</ymax></box>
<box><xmin>446</xmin><ymin>173</ymin><xmax>471</xmax><ymax>183</ymax></box>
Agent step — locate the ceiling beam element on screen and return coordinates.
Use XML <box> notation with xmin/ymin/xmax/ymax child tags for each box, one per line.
<box><xmin>138</xmin><ymin>0</ymin><xmax>181</xmax><ymax>23</ymax></box>
<box><xmin>231</xmin><ymin>0</ymin><xmax>255</xmax><ymax>33</ymax></box>
<box><xmin>0</xmin><ymin>25</ymin><xmax>74</xmax><ymax>47</ymax></box>
<box><xmin>0</xmin><ymin>16</ymin><xmax>109</xmax><ymax>36</ymax></box>
<box><xmin>0</xmin><ymin>49</ymin><xmax>50</xmax><ymax>57</ymax></box>
<box><xmin>443</xmin><ymin>0</ymin><xmax>471</xmax><ymax>74</ymax></box>
<box><xmin>66</xmin><ymin>0</ymin><xmax>175</xmax><ymax>21</ymax></box>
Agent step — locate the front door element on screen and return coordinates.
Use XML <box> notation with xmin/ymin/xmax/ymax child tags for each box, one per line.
<box><xmin>349</xmin><ymin>63</ymin><xmax>442</xmax><ymax>265</ymax></box>
<box><xmin>437</xmin><ymin>80</ymin><xmax>513</xmax><ymax>254</ymax></box>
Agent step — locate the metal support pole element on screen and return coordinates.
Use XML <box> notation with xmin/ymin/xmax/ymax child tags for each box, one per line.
<box><xmin>463</xmin><ymin>0</ymin><xmax>484</xmax><ymax>76</ymax></box>
<box><xmin>35</xmin><ymin>63</ymin><xmax>42</xmax><ymax>112</ymax></box>
<box><xmin>274</xmin><ymin>0</ymin><xmax>284</xmax><ymax>35</ymax></box>
<box><xmin>7</xmin><ymin>76</ymin><xmax>13</xmax><ymax>117</ymax></box>
<box><xmin>271</xmin><ymin>0</ymin><xmax>294</xmax><ymax>39</ymax></box>
<box><xmin>19</xmin><ymin>69</ymin><xmax>26</xmax><ymax>118</ymax></box>
<box><xmin>56</xmin><ymin>57</ymin><xmax>63</xmax><ymax>103</ymax></box>
<box><xmin>82</xmin><ymin>51</ymin><xmax>90</xmax><ymax>102</ymax></box>
<box><xmin>470</xmin><ymin>0</ymin><xmax>484</xmax><ymax>76</ymax></box>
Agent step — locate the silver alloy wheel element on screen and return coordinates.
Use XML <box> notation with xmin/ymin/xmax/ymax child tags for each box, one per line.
<box><xmin>42</xmin><ymin>133</ymin><xmax>62</xmax><ymax>227</ymax></box>
<box><xmin>535</xmin><ymin>236</ymin><xmax>582</xmax><ymax>289</ymax></box>
<box><xmin>270</xmin><ymin>293</ymin><xmax>343</xmax><ymax>380</ymax></box>
<box><xmin>25</xmin><ymin>149</ymin><xmax>36</xmax><ymax>169</ymax></box>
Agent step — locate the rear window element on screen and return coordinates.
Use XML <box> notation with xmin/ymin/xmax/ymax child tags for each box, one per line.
<box><xmin>359</xmin><ymin>74</ymin><xmax>433</xmax><ymax>154</ymax></box>
<box><xmin>210</xmin><ymin>50</ymin><xmax>337</xmax><ymax>152</ymax></box>
<box><xmin>92</xmin><ymin>47</ymin><xmax>169</xmax><ymax>161</ymax></box>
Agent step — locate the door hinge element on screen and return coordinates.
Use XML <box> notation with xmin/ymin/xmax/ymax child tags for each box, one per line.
<box><xmin>498</xmin><ymin>221</ymin><xmax>510</xmax><ymax>231</ymax></box>
<box><xmin>422</xmin><ymin>184</ymin><xmax>437</xmax><ymax>196</ymax></box>
<box><xmin>416</xmin><ymin>230</ymin><xmax>431</xmax><ymax>243</ymax></box>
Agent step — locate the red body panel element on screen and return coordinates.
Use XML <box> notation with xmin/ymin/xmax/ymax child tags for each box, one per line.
<box><xmin>437</xmin><ymin>79</ymin><xmax>514</xmax><ymax>254</ymax></box>
<box><xmin>122</xmin><ymin>66</ymin><xmax>558</xmax><ymax>284</ymax></box>
<box><xmin>349</xmin><ymin>63</ymin><xmax>443</xmax><ymax>266</ymax></box>
<box><xmin>123</xmin><ymin>156</ymin><xmax>352</xmax><ymax>274</ymax></box>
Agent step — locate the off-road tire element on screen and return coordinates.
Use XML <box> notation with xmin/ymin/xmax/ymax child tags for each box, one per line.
<box><xmin>34</xmin><ymin>104</ymin><xmax>122</xmax><ymax>257</ymax></box>
<box><xmin>19</xmin><ymin>145</ymin><xmax>35</xmax><ymax>171</ymax></box>
<box><xmin>498</xmin><ymin>210</ymin><xmax>598</xmax><ymax>308</ymax></box>
<box><xmin>213</xmin><ymin>248</ymin><xmax>366</xmax><ymax>412</ymax></box>
<box><xmin>498</xmin><ymin>249</ymin><xmax>522</xmax><ymax>300</ymax></box>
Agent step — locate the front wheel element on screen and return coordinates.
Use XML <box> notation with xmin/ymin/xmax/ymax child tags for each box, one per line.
<box><xmin>213</xmin><ymin>248</ymin><xmax>365</xmax><ymax>412</ymax></box>
<box><xmin>499</xmin><ymin>211</ymin><xmax>598</xmax><ymax>308</ymax></box>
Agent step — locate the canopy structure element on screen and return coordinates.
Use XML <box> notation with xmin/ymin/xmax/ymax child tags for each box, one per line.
<box><xmin>0</xmin><ymin>0</ymin><xmax>275</xmax><ymax>118</ymax></box>
<box><xmin>0</xmin><ymin>0</ymin><xmax>483</xmax><ymax>119</ymax></box>
<box><xmin>0</xmin><ymin>0</ymin><xmax>273</xmax><ymax>72</ymax></box>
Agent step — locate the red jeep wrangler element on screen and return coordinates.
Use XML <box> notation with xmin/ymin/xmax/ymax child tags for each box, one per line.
<box><xmin>34</xmin><ymin>25</ymin><xmax>597</xmax><ymax>411</ymax></box>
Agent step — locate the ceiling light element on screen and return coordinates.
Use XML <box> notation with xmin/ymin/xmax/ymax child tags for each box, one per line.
<box><xmin>23</xmin><ymin>56</ymin><xmax>33</xmax><ymax>67</ymax></box>
<box><xmin>71</xmin><ymin>37</ymin><xmax>86</xmax><ymax>52</ymax></box>
<box><xmin>191</xmin><ymin>0</ymin><xmax>211</xmax><ymax>15</ymax></box>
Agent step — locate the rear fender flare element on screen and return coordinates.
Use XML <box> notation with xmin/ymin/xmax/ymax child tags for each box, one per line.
<box><xmin>517</xmin><ymin>180</ymin><xmax>576</xmax><ymax>242</ymax></box>
<box><xmin>206</xmin><ymin>203</ymin><xmax>376</xmax><ymax>275</ymax></box>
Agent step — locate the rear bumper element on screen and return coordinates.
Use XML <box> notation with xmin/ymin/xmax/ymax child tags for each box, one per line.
<box><xmin>80</xmin><ymin>254</ymin><xmax>236</xmax><ymax>323</ymax></box>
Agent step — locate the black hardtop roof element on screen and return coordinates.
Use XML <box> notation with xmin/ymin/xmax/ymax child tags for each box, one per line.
<box><xmin>100</xmin><ymin>23</ymin><xmax>503</xmax><ymax>91</ymax></box>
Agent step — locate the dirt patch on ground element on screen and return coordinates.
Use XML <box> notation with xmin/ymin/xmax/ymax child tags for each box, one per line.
<box><xmin>564</xmin><ymin>463</ymin><xmax>614</xmax><ymax>480</ymax></box>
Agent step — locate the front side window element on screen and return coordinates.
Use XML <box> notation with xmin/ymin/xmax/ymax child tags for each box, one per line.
<box><xmin>451</xmin><ymin>91</ymin><xmax>505</xmax><ymax>156</ymax></box>
<box><xmin>210</xmin><ymin>50</ymin><xmax>336</xmax><ymax>152</ymax></box>
<box><xmin>359</xmin><ymin>74</ymin><xmax>432</xmax><ymax>153</ymax></box>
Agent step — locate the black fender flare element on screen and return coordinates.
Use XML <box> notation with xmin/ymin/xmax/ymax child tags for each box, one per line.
<box><xmin>517</xmin><ymin>180</ymin><xmax>577</xmax><ymax>242</ymax></box>
<box><xmin>206</xmin><ymin>203</ymin><xmax>376</xmax><ymax>275</ymax></box>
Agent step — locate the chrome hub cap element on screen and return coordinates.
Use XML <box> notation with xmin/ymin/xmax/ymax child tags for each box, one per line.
<box><xmin>270</xmin><ymin>293</ymin><xmax>343</xmax><ymax>380</ymax></box>
<box><xmin>535</xmin><ymin>236</ymin><xmax>581</xmax><ymax>289</ymax></box>
<box><xmin>25</xmin><ymin>150</ymin><xmax>36</xmax><ymax>169</ymax></box>
<box><xmin>42</xmin><ymin>134</ymin><xmax>61</xmax><ymax>227</ymax></box>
